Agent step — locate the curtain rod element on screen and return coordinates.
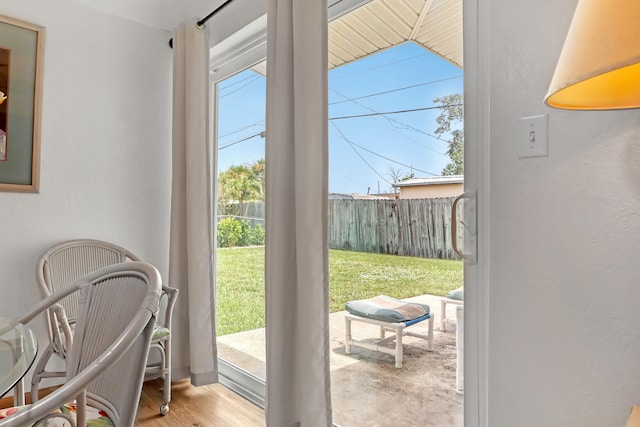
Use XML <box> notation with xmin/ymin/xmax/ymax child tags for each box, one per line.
<box><xmin>169</xmin><ymin>0</ymin><xmax>234</xmax><ymax>48</ymax></box>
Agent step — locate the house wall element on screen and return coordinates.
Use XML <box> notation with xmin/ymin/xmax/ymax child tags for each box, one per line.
<box><xmin>4</xmin><ymin>1</ymin><xmax>639</xmax><ymax>424</ymax></box>
<box><xmin>487</xmin><ymin>0</ymin><xmax>640</xmax><ymax>425</ymax></box>
<box><xmin>398</xmin><ymin>182</ymin><xmax>463</xmax><ymax>199</ymax></box>
<box><xmin>0</xmin><ymin>0</ymin><xmax>173</xmax><ymax>381</ymax></box>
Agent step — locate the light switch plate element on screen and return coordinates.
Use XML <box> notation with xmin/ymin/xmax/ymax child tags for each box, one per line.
<box><xmin>519</xmin><ymin>114</ymin><xmax>548</xmax><ymax>158</ymax></box>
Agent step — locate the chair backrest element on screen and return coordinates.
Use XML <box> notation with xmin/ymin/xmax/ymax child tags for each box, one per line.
<box><xmin>37</xmin><ymin>240</ymin><xmax>141</xmax><ymax>326</ymax></box>
<box><xmin>3</xmin><ymin>261</ymin><xmax>161</xmax><ymax>427</ymax></box>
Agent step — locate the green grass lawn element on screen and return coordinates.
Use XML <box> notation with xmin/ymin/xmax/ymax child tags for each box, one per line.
<box><xmin>216</xmin><ymin>247</ymin><xmax>463</xmax><ymax>336</ymax></box>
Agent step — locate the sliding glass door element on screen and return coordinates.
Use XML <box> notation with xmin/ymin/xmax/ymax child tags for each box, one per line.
<box><xmin>214</xmin><ymin>66</ymin><xmax>267</xmax><ymax>405</ymax></box>
<box><xmin>211</xmin><ymin>2</ymin><xmax>467</xmax><ymax>425</ymax></box>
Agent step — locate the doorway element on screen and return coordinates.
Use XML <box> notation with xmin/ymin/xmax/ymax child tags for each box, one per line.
<box><xmin>209</xmin><ymin>0</ymin><xmax>488</xmax><ymax>425</ymax></box>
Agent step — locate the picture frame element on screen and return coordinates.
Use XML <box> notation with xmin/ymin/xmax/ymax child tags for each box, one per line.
<box><xmin>0</xmin><ymin>14</ymin><xmax>44</xmax><ymax>193</ymax></box>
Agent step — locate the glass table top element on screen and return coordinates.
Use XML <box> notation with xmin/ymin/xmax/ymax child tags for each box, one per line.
<box><xmin>0</xmin><ymin>317</ymin><xmax>37</xmax><ymax>398</ymax></box>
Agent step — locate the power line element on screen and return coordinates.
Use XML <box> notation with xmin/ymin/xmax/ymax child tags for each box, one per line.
<box><xmin>219</xmin><ymin>76</ymin><xmax>260</xmax><ymax>99</ymax></box>
<box><xmin>329</xmin><ymin>75</ymin><xmax>462</xmax><ymax>105</ymax></box>
<box><xmin>330</xmin><ymin>104</ymin><xmax>462</xmax><ymax>120</ymax></box>
<box><xmin>329</xmin><ymin>87</ymin><xmax>454</xmax><ymax>151</ymax></box>
<box><xmin>383</xmin><ymin>116</ymin><xmax>445</xmax><ymax>143</ymax></box>
<box><xmin>216</xmin><ymin>103</ymin><xmax>461</xmax><ymax>151</ymax></box>
<box><xmin>218</xmin><ymin>73</ymin><xmax>258</xmax><ymax>91</ymax></box>
<box><xmin>347</xmin><ymin>140</ymin><xmax>439</xmax><ymax>177</ymax></box>
<box><xmin>331</xmin><ymin>127</ymin><xmax>439</xmax><ymax>177</ymax></box>
<box><xmin>334</xmin><ymin>52</ymin><xmax>428</xmax><ymax>80</ymax></box>
<box><xmin>331</xmin><ymin>122</ymin><xmax>392</xmax><ymax>186</ymax></box>
<box><xmin>218</xmin><ymin>122</ymin><xmax>265</xmax><ymax>139</ymax></box>
<box><xmin>382</xmin><ymin>121</ymin><xmax>447</xmax><ymax>155</ymax></box>
<box><xmin>218</xmin><ymin>132</ymin><xmax>264</xmax><ymax>150</ymax></box>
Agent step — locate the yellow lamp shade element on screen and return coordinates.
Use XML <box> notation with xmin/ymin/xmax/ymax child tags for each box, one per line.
<box><xmin>544</xmin><ymin>0</ymin><xmax>640</xmax><ymax>110</ymax></box>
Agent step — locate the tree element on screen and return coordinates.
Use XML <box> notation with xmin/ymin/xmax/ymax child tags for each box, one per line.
<box><xmin>433</xmin><ymin>94</ymin><xmax>464</xmax><ymax>175</ymax></box>
<box><xmin>250</xmin><ymin>158</ymin><xmax>266</xmax><ymax>197</ymax></box>
<box><xmin>218</xmin><ymin>160</ymin><xmax>265</xmax><ymax>207</ymax></box>
<box><xmin>387</xmin><ymin>166</ymin><xmax>415</xmax><ymax>194</ymax></box>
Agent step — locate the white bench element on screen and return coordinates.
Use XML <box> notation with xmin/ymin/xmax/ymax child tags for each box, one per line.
<box><xmin>440</xmin><ymin>297</ymin><xmax>464</xmax><ymax>331</ymax></box>
<box><xmin>344</xmin><ymin>310</ymin><xmax>434</xmax><ymax>369</ymax></box>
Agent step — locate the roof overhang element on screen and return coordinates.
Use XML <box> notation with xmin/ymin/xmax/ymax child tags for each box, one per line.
<box><xmin>220</xmin><ymin>0</ymin><xmax>463</xmax><ymax>81</ymax></box>
<box><xmin>327</xmin><ymin>0</ymin><xmax>462</xmax><ymax>70</ymax></box>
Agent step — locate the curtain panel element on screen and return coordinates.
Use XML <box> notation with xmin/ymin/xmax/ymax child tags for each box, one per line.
<box><xmin>169</xmin><ymin>19</ymin><xmax>218</xmax><ymax>386</ymax></box>
<box><xmin>265</xmin><ymin>1</ymin><xmax>332</xmax><ymax>426</ymax></box>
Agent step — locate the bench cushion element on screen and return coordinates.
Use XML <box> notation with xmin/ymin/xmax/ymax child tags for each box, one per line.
<box><xmin>346</xmin><ymin>295</ymin><xmax>430</xmax><ymax>323</ymax></box>
<box><xmin>446</xmin><ymin>286</ymin><xmax>464</xmax><ymax>301</ymax></box>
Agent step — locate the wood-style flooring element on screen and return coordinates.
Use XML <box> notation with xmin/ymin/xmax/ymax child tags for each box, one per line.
<box><xmin>137</xmin><ymin>379</ymin><xmax>265</xmax><ymax>427</ymax></box>
<box><xmin>0</xmin><ymin>379</ymin><xmax>265</xmax><ymax>427</ymax></box>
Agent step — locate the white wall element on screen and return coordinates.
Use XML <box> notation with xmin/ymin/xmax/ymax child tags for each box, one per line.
<box><xmin>0</xmin><ymin>0</ymin><xmax>173</xmax><ymax>380</ymax></box>
<box><xmin>9</xmin><ymin>1</ymin><xmax>640</xmax><ymax>423</ymax></box>
<box><xmin>488</xmin><ymin>0</ymin><xmax>640</xmax><ymax>425</ymax></box>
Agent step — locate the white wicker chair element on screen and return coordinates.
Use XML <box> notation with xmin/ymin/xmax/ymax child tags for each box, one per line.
<box><xmin>0</xmin><ymin>261</ymin><xmax>162</xmax><ymax>427</ymax></box>
<box><xmin>32</xmin><ymin>239</ymin><xmax>178</xmax><ymax>415</ymax></box>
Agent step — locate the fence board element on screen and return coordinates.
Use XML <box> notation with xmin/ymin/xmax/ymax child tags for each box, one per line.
<box><xmin>327</xmin><ymin>198</ymin><xmax>458</xmax><ymax>260</ymax></box>
<box><xmin>218</xmin><ymin>198</ymin><xmax>458</xmax><ymax>259</ymax></box>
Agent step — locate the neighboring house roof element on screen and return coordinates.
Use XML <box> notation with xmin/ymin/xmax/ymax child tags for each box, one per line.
<box><xmin>329</xmin><ymin>192</ymin><xmax>395</xmax><ymax>200</ymax></box>
<box><xmin>392</xmin><ymin>175</ymin><xmax>464</xmax><ymax>188</ymax></box>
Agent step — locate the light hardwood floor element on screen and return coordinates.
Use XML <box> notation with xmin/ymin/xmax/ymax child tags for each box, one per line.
<box><xmin>0</xmin><ymin>379</ymin><xmax>265</xmax><ymax>427</ymax></box>
<box><xmin>137</xmin><ymin>379</ymin><xmax>265</xmax><ymax>427</ymax></box>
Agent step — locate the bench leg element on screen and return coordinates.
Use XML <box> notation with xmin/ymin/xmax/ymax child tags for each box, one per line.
<box><xmin>440</xmin><ymin>299</ymin><xmax>447</xmax><ymax>331</ymax></box>
<box><xmin>427</xmin><ymin>316</ymin><xmax>434</xmax><ymax>351</ymax></box>
<box><xmin>345</xmin><ymin>316</ymin><xmax>352</xmax><ymax>354</ymax></box>
<box><xmin>395</xmin><ymin>325</ymin><xmax>403</xmax><ymax>368</ymax></box>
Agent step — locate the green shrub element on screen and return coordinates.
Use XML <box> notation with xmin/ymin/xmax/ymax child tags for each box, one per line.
<box><xmin>237</xmin><ymin>220</ymin><xmax>250</xmax><ymax>246</ymax></box>
<box><xmin>217</xmin><ymin>217</ymin><xmax>242</xmax><ymax>247</ymax></box>
<box><xmin>247</xmin><ymin>224</ymin><xmax>265</xmax><ymax>245</ymax></box>
<box><xmin>217</xmin><ymin>218</ymin><xmax>265</xmax><ymax>247</ymax></box>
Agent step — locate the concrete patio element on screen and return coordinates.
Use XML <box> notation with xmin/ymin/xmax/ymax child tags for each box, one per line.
<box><xmin>217</xmin><ymin>294</ymin><xmax>463</xmax><ymax>426</ymax></box>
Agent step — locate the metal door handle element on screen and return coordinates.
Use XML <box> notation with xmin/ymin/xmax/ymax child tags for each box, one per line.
<box><xmin>451</xmin><ymin>191</ymin><xmax>477</xmax><ymax>263</ymax></box>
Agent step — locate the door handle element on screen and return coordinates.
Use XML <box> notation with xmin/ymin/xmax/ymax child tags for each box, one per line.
<box><xmin>451</xmin><ymin>190</ymin><xmax>477</xmax><ymax>264</ymax></box>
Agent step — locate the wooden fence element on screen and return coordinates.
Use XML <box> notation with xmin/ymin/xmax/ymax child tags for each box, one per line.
<box><xmin>217</xmin><ymin>197</ymin><xmax>458</xmax><ymax>260</ymax></box>
<box><xmin>328</xmin><ymin>198</ymin><xmax>458</xmax><ymax>260</ymax></box>
<box><xmin>218</xmin><ymin>202</ymin><xmax>265</xmax><ymax>228</ymax></box>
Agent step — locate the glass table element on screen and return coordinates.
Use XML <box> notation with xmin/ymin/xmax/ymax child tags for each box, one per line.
<box><xmin>0</xmin><ymin>317</ymin><xmax>37</xmax><ymax>406</ymax></box>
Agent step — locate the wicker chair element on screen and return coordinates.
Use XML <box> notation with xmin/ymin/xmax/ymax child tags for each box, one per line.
<box><xmin>0</xmin><ymin>261</ymin><xmax>161</xmax><ymax>427</ymax></box>
<box><xmin>31</xmin><ymin>239</ymin><xmax>178</xmax><ymax>415</ymax></box>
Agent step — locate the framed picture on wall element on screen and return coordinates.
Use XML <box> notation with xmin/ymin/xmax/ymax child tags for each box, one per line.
<box><xmin>0</xmin><ymin>14</ymin><xmax>44</xmax><ymax>193</ymax></box>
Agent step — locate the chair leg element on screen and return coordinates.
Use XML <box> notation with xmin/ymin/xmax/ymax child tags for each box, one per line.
<box><xmin>160</xmin><ymin>340</ymin><xmax>171</xmax><ymax>416</ymax></box>
<box><xmin>31</xmin><ymin>345</ymin><xmax>54</xmax><ymax>403</ymax></box>
<box><xmin>147</xmin><ymin>341</ymin><xmax>172</xmax><ymax>415</ymax></box>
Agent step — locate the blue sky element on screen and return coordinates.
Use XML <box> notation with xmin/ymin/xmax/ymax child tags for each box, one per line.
<box><xmin>216</xmin><ymin>41</ymin><xmax>463</xmax><ymax>194</ymax></box>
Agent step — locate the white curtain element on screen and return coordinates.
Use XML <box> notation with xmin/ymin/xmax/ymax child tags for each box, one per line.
<box><xmin>169</xmin><ymin>18</ymin><xmax>218</xmax><ymax>386</ymax></box>
<box><xmin>265</xmin><ymin>1</ymin><xmax>331</xmax><ymax>426</ymax></box>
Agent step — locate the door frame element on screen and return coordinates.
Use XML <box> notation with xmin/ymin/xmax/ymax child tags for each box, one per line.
<box><xmin>209</xmin><ymin>0</ymin><xmax>491</xmax><ymax>424</ymax></box>
<box><xmin>462</xmin><ymin>0</ymin><xmax>490</xmax><ymax>425</ymax></box>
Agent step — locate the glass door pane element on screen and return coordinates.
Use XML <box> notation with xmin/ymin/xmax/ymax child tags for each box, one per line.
<box><xmin>214</xmin><ymin>68</ymin><xmax>267</xmax><ymax>403</ymax></box>
<box><xmin>325</xmin><ymin>1</ymin><xmax>465</xmax><ymax>425</ymax></box>
<box><xmin>211</xmin><ymin>2</ymin><xmax>465</xmax><ymax>424</ymax></box>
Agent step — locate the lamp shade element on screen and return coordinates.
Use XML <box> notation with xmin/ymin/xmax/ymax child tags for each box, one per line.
<box><xmin>544</xmin><ymin>0</ymin><xmax>640</xmax><ymax>110</ymax></box>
